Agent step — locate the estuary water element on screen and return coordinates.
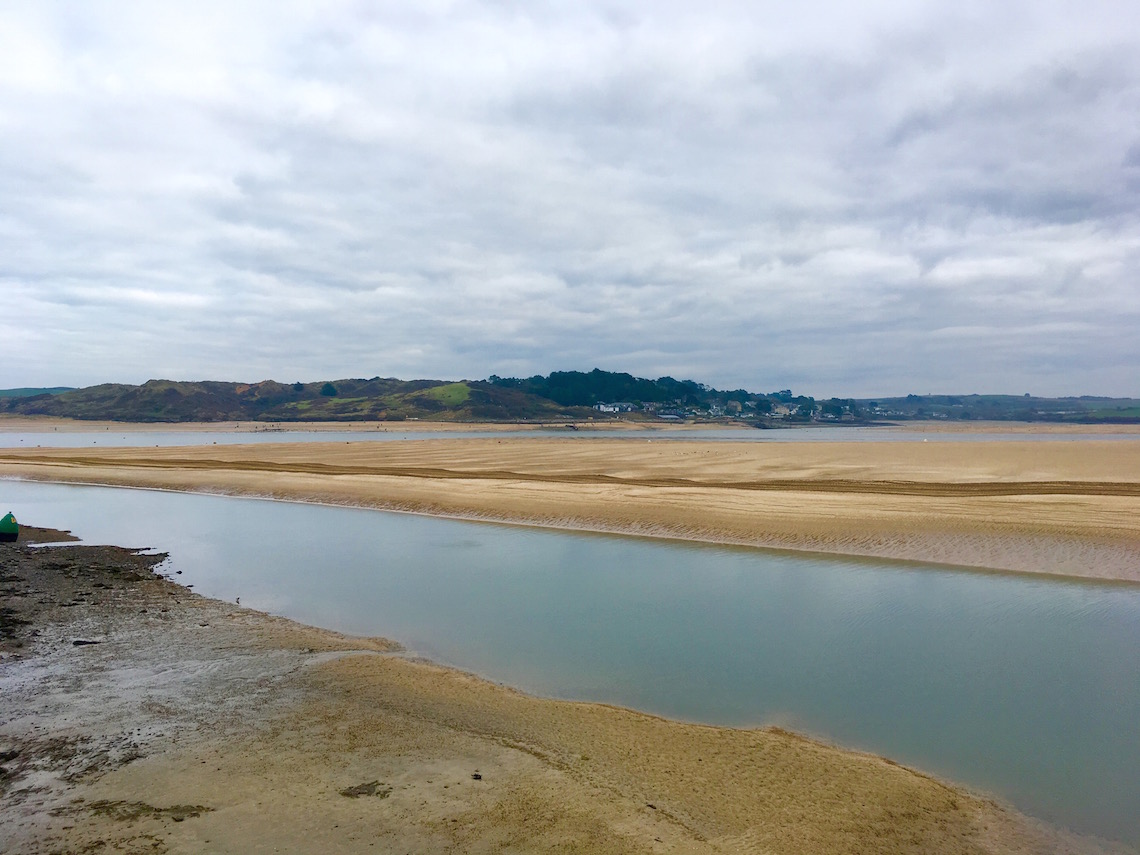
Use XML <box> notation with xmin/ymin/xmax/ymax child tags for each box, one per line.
<box><xmin>3</xmin><ymin>478</ymin><xmax>1139</xmax><ymax>846</ymax></box>
<box><xmin>2</xmin><ymin>425</ymin><xmax>1138</xmax><ymax>447</ymax></box>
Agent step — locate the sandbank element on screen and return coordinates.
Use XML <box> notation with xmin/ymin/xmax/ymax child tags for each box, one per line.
<box><xmin>2</xmin><ymin>436</ymin><xmax>1139</xmax><ymax>582</ymax></box>
<box><xmin>0</xmin><ymin>415</ymin><xmax>543</xmax><ymax>433</ymax></box>
<box><xmin>2</xmin><ymin>533</ymin><xmax>1128</xmax><ymax>854</ymax></box>
<box><xmin>884</xmin><ymin>420</ymin><xmax>1140</xmax><ymax>435</ymax></box>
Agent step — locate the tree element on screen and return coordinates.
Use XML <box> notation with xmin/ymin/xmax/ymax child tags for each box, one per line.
<box><xmin>822</xmin><ymin>400</ymin><xmax>844</xmax><ymax>418</ymax></box>
<box><xmin>320</xmin><ymin>383</ymin><xmax>338</xmax><ymax>397</ymax></box>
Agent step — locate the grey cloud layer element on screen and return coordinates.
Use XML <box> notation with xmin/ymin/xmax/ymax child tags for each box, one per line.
<box><xmin>2</xmin><ymin>0</ymin><xmax>1138</xmax><ymax>395</ymax></box>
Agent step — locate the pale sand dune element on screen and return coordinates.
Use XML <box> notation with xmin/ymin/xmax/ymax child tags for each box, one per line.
<box><xmin>2</xmin><ymin>437</ymin><xmax>1138</xmax><ymax>581</ymax></box>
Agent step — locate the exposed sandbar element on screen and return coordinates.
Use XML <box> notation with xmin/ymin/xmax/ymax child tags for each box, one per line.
<box><xmin>0</xmin><ymin>415</ymin><xmax>542</xmax><ymax>433</ymax></box>
<box><xmin>3</xmin><ymin>436</ymin><xmax>1139</xmax><ymax>581</ymax></box>
<box><xmin>882</xmin><ymin>420</ymin><xmax>1140</xmax><ymax>435</ymax></box>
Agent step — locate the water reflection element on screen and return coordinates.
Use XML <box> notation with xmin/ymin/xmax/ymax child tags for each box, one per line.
<box><xmin>3</xmin><ymin>478</ymin><xmax>1138</xmax><ymax>845</ymax></box>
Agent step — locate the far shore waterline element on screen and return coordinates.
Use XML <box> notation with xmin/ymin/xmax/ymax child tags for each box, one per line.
<box><xmin>4</xmin><ymin>414</ymin><xmax>1140</xmax><ymax>434</ymax></box>
<box><xmin>6</xmin><ymin>472</ymin><xmax>1139</xmax><ymax>589</ymax></box>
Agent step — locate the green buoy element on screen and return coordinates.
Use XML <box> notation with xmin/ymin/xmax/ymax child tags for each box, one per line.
<box><xmin>0</xmin><ymin>511</ymin><xmax>18</xmax><ymax>543</ymax></box>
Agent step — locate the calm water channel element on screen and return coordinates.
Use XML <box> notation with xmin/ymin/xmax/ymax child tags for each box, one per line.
<box><xmin>3</xmin><ymin>425</ymin><xmax>1139</xmax><ymax>447</ymax></box>
<box><xmin>3</xmin><ymin>478</ymin><xmax>1139</xmax><ymax>846</ymax></box>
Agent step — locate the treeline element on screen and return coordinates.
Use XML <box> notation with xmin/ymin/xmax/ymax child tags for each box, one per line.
<box><xmin>489</xmin><ymin>370</ymin><xmax>829</xmax><ymax>418</ymax></box>
<box><xmin>2</xmin><ymin>371</ymin><xmax>1137</xmax><ymax>424</ymax></box>
<box><xmin>489</xmin><ymin>369</ymin><xmax>729</xmax><ymax>407</ymax></box>
<box><xmin>865</xmin><ymin>394</ymin><xmax>1140</xmax><ymax>423</ymax></box>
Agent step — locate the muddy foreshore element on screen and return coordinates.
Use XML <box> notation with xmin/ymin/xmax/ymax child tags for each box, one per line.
<box><xmin>1</xmin><ymin>529</ymin><xmax>1131</xmax><ymax>854</ymax></box>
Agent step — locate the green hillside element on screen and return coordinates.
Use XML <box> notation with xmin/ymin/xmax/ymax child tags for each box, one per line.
<box><xmin>0</xmin><ymin>378</ymin><xmax>592</xmax><ymax>423</ymax></box>
<box><xmin>858</xmin><ymin>394</ymin><xmax>1140</xmax><ymax>423</ymax></box>
<box><xmin>1</xmin><ymin>371</ymin><xmax>1137</xmax><ymax>424</ymax></box>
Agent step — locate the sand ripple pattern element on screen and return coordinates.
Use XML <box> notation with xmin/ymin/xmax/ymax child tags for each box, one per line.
<box><xmin>3</xmin><ymin>438</ymin><xmax>1139</xmax><ymax>582</ymax></box>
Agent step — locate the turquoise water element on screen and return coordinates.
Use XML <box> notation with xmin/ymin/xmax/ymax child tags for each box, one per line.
<box><xmin>4</xmin><ymin>479</ymin><xmax>1139</xmax><ymax>846</ymax></box>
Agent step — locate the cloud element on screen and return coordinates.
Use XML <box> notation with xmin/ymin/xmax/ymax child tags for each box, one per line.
<box><xmin>1</xmin><ymin>0</ymin><xmax>1139</xmax><ymax>396</ymax></box>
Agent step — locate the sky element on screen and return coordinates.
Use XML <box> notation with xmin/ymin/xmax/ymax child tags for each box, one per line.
<box><xmin>2</xmin><ymin>1</ymin><xmax>1138</xmax><ymax>398</ymax></box>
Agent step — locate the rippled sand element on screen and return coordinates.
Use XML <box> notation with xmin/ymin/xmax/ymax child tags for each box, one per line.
<box><xmin>3</xmin><ymin>435</ymin><xmax>1139</xmax><ymax>581</ymax></box>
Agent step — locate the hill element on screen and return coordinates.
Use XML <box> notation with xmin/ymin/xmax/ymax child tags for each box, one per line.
<box><xmin>1</xmin><ymin>372</ymin><xmax>1137</xmax><ymax>424</ymax></box>
<box><xmin>0</xmin><ymin>378</ymin><xmax>593</xmax><ymax>423</ymax></box>
<box><xmin>0</xmin><ymin>387</ymin><xmax>74</xmax><ymax>398</ymax></box>
<box><xmin>859</xmin><ymin>393</ymin><xmax>1140</xmax><ymax>424</ymax></box>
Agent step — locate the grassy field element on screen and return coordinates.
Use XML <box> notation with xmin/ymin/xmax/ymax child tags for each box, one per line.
<box><xmin>423</xmin><ymin>382</ymin><xmax>472</xmax><ymax>406</ymax></box>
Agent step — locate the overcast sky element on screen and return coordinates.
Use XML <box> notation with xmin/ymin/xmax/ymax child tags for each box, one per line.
<box><xmin>2</xmin><ymin>1</ymin><xmax>1138</xmax><ymax>397</ymax></box>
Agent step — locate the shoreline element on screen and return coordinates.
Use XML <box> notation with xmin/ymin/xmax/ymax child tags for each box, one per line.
<box><xmin>4</xmin><ymin>414</ymin><xmax>1140</xmax><ymax>435</ymax></box>
<box><xmin>2</xmin><ymin>530</ymin><xmax>1132</xmax><ymax>854</ymax></box>
<box><xmin>3</xmin><ymin>436</ymin><xmax>1139</xmax><ymax>582</ymax></box>
<box><xmin>6</xmin><ymin>473</ymin><xmax>1140</xmax><ymax>590</ymax></box>
<box><xmin>0</xmin><ymin>415</ymin><xmax>748</xmax><ymax>434</ymax></box>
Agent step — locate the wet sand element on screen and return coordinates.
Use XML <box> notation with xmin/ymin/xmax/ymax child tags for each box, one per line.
<box><xmin>880</xmin><ymin>421</ymin><xmax>1140</xmax><ymax>435</ymax></box>
<box><xmin>2</xmin><ymin>532</ymin><xmax>1129</xmax><ymax>854</ymax></box>
<box><xmin>4</xmin><ymin>414</ymin><xmax>1140</xmax><ymax>435</ymax></box>
<box><xmin>2</xmin><ymin>436</ymin><xmax>1139</xmax><ymax>581</ymax></box>
<box><xmin>0</xmin><ymin>416</ymin><xmax>547</xmax><ymax>433</ymax></box>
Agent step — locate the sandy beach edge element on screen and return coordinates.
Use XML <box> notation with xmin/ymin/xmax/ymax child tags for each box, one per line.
<box><xmin>0</xmin><ymin>415</ymin><xmax>747</xmax><ymax>433</ymax></box>
<box><xmin>2</xmin><ymin>530</ymin><xmax>1134</xmax><ymax>854</ymax></box>
<box><xmin>2</xmin><ymin>430</ymin><xmax>1139</xmax><ymax>582</ymax></box>
<box><xmin>5</xmin><ymin>469</ymin><xmax>1140</xmax><ymax>591</ymax></box>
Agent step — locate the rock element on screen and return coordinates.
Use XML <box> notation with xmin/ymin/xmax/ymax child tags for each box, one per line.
<box><xmin>339</xmin><ymin>780</ymin><xmax>391</xmax><ymax>798</ymax></box>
